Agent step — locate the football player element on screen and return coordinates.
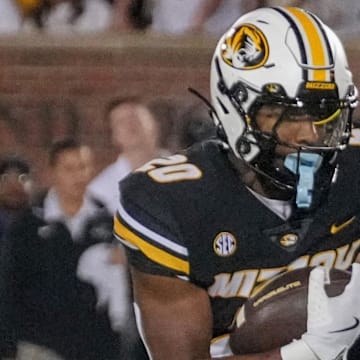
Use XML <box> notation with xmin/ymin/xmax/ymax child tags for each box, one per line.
<box><xmin>114</xmin><ymin>6</ymin><xmax>360</xmax><ymax>360</ymax></box>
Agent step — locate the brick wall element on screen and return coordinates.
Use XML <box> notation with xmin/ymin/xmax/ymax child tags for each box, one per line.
<box><xmin>0</xmin><ymin>33</ymin><xmax>359</xmax><ymax>187</ymax></box>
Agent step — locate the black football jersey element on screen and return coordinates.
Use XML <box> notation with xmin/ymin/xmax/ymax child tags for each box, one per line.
<box><xmin>114</xmin><ymin>140</ymin><xmax>360</xmax><ymax>344</ymax></box>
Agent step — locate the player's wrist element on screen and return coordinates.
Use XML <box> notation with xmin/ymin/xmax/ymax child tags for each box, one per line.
<box><xmin>280</xmin><ymin>339</ymin><xmax>319</xmax><ymax>360</ymax></box>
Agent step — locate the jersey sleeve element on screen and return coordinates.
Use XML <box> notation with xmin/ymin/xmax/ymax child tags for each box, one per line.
<box><xmin>113</xmin><ymin>173</ymin><xmax>191</xmax><ymax>280</ymax></box>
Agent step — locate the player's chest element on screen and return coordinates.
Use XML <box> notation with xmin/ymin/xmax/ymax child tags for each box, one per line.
<box><xmin>187</xmin><ymin>197</ymin><xmax>360</xmax><ymax>291</ymax></box>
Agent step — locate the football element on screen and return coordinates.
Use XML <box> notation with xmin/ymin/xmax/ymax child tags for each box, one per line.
<box><xmin>229</xmin><ymin>267</ymin><xmax>351</xmax><ymax>355</ymax></box>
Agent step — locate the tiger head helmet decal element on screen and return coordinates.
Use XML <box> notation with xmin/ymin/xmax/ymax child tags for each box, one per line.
<box><xmin>221</xmin><ymin>24</ymin><xmax>269</xmax><ymax>69</ymax></box>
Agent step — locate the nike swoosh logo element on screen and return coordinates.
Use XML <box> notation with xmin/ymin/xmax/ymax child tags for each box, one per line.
<box><xmin>330</xmin><ymin>216</ymin><xmax>356</xmax><ymax>235</ymax></box>
<box><xmin>329</xmin><ymin>317</ymin><xmax>360</xmax><ymax>333</ymax></box>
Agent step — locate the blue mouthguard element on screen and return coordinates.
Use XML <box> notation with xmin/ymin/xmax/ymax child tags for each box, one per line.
<box><xmin>284</xmin><ymin>153</ymin><xmax>323</xmax><ymax>209</ymax></box>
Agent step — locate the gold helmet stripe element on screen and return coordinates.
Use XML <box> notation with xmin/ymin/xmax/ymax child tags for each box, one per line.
<box><xmin>282</xmin><ymin>7</ymin><xmax>332</xmax><ymax>82</ymax></box>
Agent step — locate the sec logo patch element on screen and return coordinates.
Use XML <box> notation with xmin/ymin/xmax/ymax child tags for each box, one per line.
<box><xmin>213</xmin><ymin>232</ymin><xmax>237</xmax><ymax>257</ymax></box>
<box><xmin>280</xmin><ymin>233</ymin><xmax>298</xmax><ymax>247</ymax></box>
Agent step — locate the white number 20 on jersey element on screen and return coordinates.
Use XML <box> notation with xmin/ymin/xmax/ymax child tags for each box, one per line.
<box><xmin>135</xmin><ymin>154</ymin><xmax>202</xmax><ymax>183</ymax></box>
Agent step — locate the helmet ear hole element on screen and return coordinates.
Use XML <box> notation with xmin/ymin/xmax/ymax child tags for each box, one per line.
<box><xmin>236</xmin><ymin>138</ymin><xmax>251</xmax><ymax>156</ymax></box>
<box><xmin>229</xmin><ymin>82</ymin><xmax>248</xmax><ymax>105</ymax></box>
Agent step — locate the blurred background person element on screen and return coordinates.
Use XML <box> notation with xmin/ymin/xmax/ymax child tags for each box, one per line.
<box><xmin>0</xmin><ymin>0</ymin><xmax>113</xmax><ymax>34</ymax></box>
<box><xmin>41</xmin><ymin>0</ymin><xmax>112</xmax><ymax>34</ymax></box>
<box><xmin>0</xmin><ymin>0</ymin><xmax>44</xmax><ymax>33</ymax></box>
<box><xmin>108</xmin><ymin>0</ymin><xmax>135</xmax><ymax>31</ymax></box>
<box><xmin>0</xmin><ymin>138</ymin><xmax>135</xmax><ymax>360</ymax></box>
<box><xmin>0</xmin><ymin>0</ymin><xmax>23</xmax><ymax>33</ymax></box>
<box><xmin>149</xmin><ymin>0</ymin><xmax>264</xmax><ymax>36</ymax></box>
<box><xmin>87</xmin><ymin>96</ymin><xmax>165</xmax><ymax>215</ymax></box>
<box><xmin>0</xmin><ymin>154</ymin><xmax>33</xmax><ymax>241</ymax></box>
<box><xmin>110</xmin><ymin>0</ymin><xmax>152</xmax><ymax>32</ymax></box>
<box><xmin>40</xmin><ymin>137</ymin><xmax>97</xmax><ymax>233</ymax></box>
<box><xmin>0</xmin><ymin>154</ymin><xmax>33</xmax><ymax>359</ymax></box>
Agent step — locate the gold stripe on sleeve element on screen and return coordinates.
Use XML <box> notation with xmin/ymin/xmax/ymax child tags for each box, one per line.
<box><xmin>287</xmin><ymin>7</ymin><xmax>327</xmax><ymax>81</ymax></box>
<box><xmin>114</xmin><ymin>216</ymin><xmax>190</xmax><ymax>275</ymax></box>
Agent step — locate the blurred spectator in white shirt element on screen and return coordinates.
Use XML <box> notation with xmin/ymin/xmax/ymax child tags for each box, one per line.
<box><xmin>87</xmin><ymin>96</ymin><xmax>165</xmax><ymax>215</ymax></box>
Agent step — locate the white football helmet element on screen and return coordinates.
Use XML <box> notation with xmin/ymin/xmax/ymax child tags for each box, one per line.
<box><xmin>210</xmin><ymin>6</ymin><xmax>358</xmax><ymax>209</ymax></box>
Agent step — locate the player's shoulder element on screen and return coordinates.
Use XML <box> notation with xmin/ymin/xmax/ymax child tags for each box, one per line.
<box><xmin>117</xmin><ymin>140</ymin><xmax>232</xmax><ymax>241</ymax></box>
<box><xmin>120</xmin><ymin>139</ymin><xmax>228</xmax><ymax>200</ymax></box>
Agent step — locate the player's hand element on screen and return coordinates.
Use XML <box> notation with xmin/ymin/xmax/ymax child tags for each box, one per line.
<box><xmin>281</xmin><ymin>264</ymin><xmax>360</xmax><ymax>360</ymax></box>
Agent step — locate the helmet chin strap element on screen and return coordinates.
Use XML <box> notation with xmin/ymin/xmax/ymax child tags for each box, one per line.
<box><xmin>284</xmin><ymin>153</ymin><xmax>323</xmax><ymax>209</ymax></box>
